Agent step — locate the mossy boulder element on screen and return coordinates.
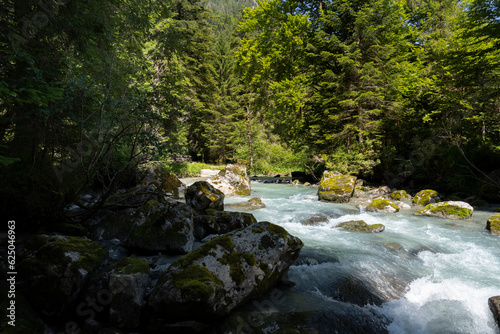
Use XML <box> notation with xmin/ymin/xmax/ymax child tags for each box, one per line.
<box><xmin>226</xmin><ymin>197</ymin><xmax>266</xmax><ymax>211</ymax></box>
<box><xmin>193</xmin><ymin>209</ymin><xmax>258</xmax><ymax>240</ymax></box>
<box><xmin>185</xmin><ymin>181</ymin><xmax>225</xmax><ymax>214</ymax></box>
<box><xmin>486</xmin><ymin>214</ymin><xmax>500</xmax><ymax>235</ymax></box>
<box><xmin>18</xmin><ymin>235</ymin><xmax>107</xmax><ymax>317</ymax></box>
<box><xmin>336</xmin><ymin>220</ymin><xmax>385</xmax><ymax>233</ymax></box>
<box><xmin>109</xmin><ymin>257</ymin><xmax>150</xmax><ymax>329</ymax></box>
<box><xmin>143</xmin><ymin>166</ymin><xmax>186</xmax><ymax>199</ymax></box>
<box><xmin>414</xmin><ymin>201</ymin><xmax>473</xmax><ymax>219</ymax></box>
<box><xmin>317</xmin><ymin>171</ymin><xmax>357</xmax><ymax>203</ymax></box>
<box><xmin>209</xmin><ymin>164</ymin><xmax>251</xmax><ymax>196</ymax></box>
<box><xmin>127</xmin><ymin>200</ymin><xmax>194</xmax><ymax>254</ymax></box>
<box><xmin>148</xmin><ymin>222</ymin><xmax>303</xmax><ymax>323</ymax></box>
<box><xmin>489</xmin><ymin>296</ymin><xmax>500</xmax><ymax>329</ymax></box>
<box><xmin>366</xmin><ymin>198</ymin><xmax>400</xmax><ymax>213</ymax></box>
<box><xmin>412</xmin><ymin>189</ymin><xmax>440</xmax><ymax>206</ymax></box>
<box><xmin>390</xmin><ymin>190</ymin><xmax>411</xmax><ymax>202</ymax></box>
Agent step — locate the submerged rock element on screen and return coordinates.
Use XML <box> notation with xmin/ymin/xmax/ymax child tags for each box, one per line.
<box><xmin>300</xmin><ymin>214</ymin><xmax>329</xmax><ymax>226</ymax></box>
<box><xmin>486</xmin><ymin>214</ymin><xmax>500</xmax><ymax>235</ymax></box>
<box><xmin>185</xmin><ymin>181</ymin><xmax>225</xmax><ymax>214</ymax></box>
<box><xmin>413</xmin><ymin>189</ymin><xmax>440</xmax><ymax>206</ymax></box>
<box><xmin>414</xmin><ymin>201</ymin><xmax>473</xmax><ymax>219</ymax></box>
<box><xmin>226</xmin><ymin>197</ymin><xmax>266</xmax><ymax>211</ymax></box>
<box><xmin>336</xmin><ymin>220</ymin><xmax>385</xmax><ymax>233</ymax></box>
<box><xmin>143</xmin><ymin>166</ymin><xmax>186</xmax><ymax>199</ymax></box>
<box><xmin>209</xmin><ymin>164</ymin><xmax>251</xmax><ymax>196</ymax></box>
<box><xmin>366</xmin><ymin>198</ymin><xmax>400</xmax><ymax>213</ymax></box>
<box><xmin>489</xmin><ymin>296</ymin><xmax>500</xmax><ymax>329</ymax></box>
<box><xmin>18</xmin><ymin>235</ymin><xmax>107</xmax><ymax>316</ymax></box>
<box><xmin>148</xmin><ymin>222</ymin><xmax>303</xmax><ymax>323</ymax></box>
<box><xmin>317</xmin><ymin>171</ymin><xmax>357</xmax><ymax>203</ymax></box>
<box><xmin>108</xmin><ymin>257</ymin><xmax>150</xmax><ymax>328</ymax></box>
<box><xmin>128</xmin><ymin>200</ymin><xmax>194</xmax><ymax>254</ymax></box>
<box><xmin>194</xmin><ymin>209</ymin><xmax>258</xmax><ymax>240</ymax></box>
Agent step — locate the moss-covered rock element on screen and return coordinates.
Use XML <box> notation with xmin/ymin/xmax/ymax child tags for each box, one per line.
<box><xmin>185</xmin><ymin>181</ymin><xmax>225</xmax><ymax>214</ymax></box>
<box><xmin>18</xmin><ymin>235</ymin><xmax>107</xmax><ymax>317</ymax></box>
<box><xmin>128</xmin><ymin>200</ymin><xmax>194</xmax><ymax>254</ymax></box>
<box><xmin>317</xmin><ymin>171</ymin><xmax>357</xmax><ymax>203</ymax></box>
<box><xmin>414</xmin><ymin>201</ymin><xmax>473</xmax><ymax>219</ymax></box>
<box><xmin>366</xmin><ymin>198</ymin><xmax>400</xmax><ymax>213</ymax></box>
<box><xmin>486</xmin><ymin>214</ymin><xmax>500</xmax><ymax>236</ymax></box>
<box><xmin>336</xmin><ymin>220</ymin><xmax>385</xmax><ymax>233</ymax></box>
<box><xmin>412</xmin><ymin>189</ymin><xmax>440</xmax><ymax>206</ymax></box>
<box><xmin>194</xmin><ymin>209</ymin><xmax>257</xmax><ymax>240</ymax></box>
<box><xmin>226</xmin><ymin>197</ymin><xmax>266</xmax><ymax>211</ymax></box>
<box><xmin>143</xmin><ymin>166</ymin><xmax>186</xmax><ymax>199</ymax></box>
<box><xmin>209</xmin><ymin>164</ymin><xmax>251</xmax><ymax>196</ymax></box>
<box><xmin>148</xmin><ymin>222</ymin><xmax>303</xmax><ymax>323</ymax></box>
<box><xmin>109</xmin><ymin>257</ymin><xmax>149</xmax><ymax>329</ymax></box>
<box><xmin>390</xmin><ymin>190</ymin><xmax>411</xmax><ymax>202</ymax></box>
<box><xmin>489</xmin><ymin>296</ymin><xmax>500</xmax><ymax>330</ymax></box>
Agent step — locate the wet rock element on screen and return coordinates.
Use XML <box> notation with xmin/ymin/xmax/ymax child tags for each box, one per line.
<box><xmin>209</xmin><ymin>164</ymin><xmax>251</xmax><ymax>196</ymax></box>
<box><xmin>486</xmin><ymin>214</ymin><xmax>500</xmax><ymax>235</ymax></box>
<box><xmin>143</xmin><ymin>166</ymin><xmax>186</xmax><ymax>199</ymax></box>
<box><xmin>108</xmin><ymin>257</ymin><xmax>150</xmax><ymax>329</ymax></box>
<box><xmin>414</xmin><ymin>201</ymin><xmax>473</xmax><ymax>219</ymax></box>
<box><xmin>489</xmin><ymin>296</ymin><xmax>500</xmax><ymax>329</ymax></box>
<box><xmin>412</xmin><ymin>189</ymin><xmax>440</xmax><ymax>206</ymax></box>
<box><xmin>226</xmin><ymin>197</ymin><xmax>266</xmax><ymax>211</ymax></box>
<box><xmin>185</xmin><ymin>181</ymin><xmax>225</xmax><ymax>214</ymax></box>
<box><xmin>128</xmin><ymin>200</ymin><xmax>194</xmax><ymax>254</ymax></box>
<box><xmin>148</xmin><ymin>222</ymin><xmax>303</xmax><ymax>323</ymax></box>
<box><xmin>193</xmin><ymin>209</ymin><xmax>258</xmax><ymax>240</ymax></box>
<box><xmin>300</xmin><ymin>214</ymin><xmax>329</xmax><ymax>226</ymax></box>
<box><xmin>336</xmin><ymin>220</ymin><xmax>385</xmax><ymax>233</ymax></box>
<box><xmin>18</xmin><ymin>235</ymin><xmax>107</xmax><ymax>317</ymax></box>
<box><xmin>366</xmin><ymin>198</ymin><xmax>400</xmax><ymax>213</ymax></box>
<box><xmin>332</xmin><ymin>275</ymin><xmax>386</xmax><ymax>306</ymax></box>
<box><xmin>317</xmin><ymin>171</ymin><xmax>357</xmax><ymax>203</ymax></box>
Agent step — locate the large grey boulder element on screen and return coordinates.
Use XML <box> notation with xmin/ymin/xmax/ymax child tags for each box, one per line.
<box><xmin>148</xmin><ymin>222</ymin><xmax>303</xmax><ymax>322</ymax></box>
<box><xmin>108</xmin><ymin>257</ymin><xmax>150</xmax><ymax>329</ymax></box>
<box><xmin>209</xmin><ymin>164</ymin><xmax>251</xmax><ymax>196</ymax></box>
<box><xmin>127</xmin><ymin>200</ymin><xmax>194</xmax><ymax>254</ymax></box>
<box><xmin>317</xmin><ymin>171</ymin><xmax>356</xmax><ymax>203</ymax></box>
<box><xmin>193</xmin><ymin>209</ymin><xmax>258</xmax><ymax>240</ymax></box>
<box><xmin>185</xmin><ymin>181</ymin><xmax>225</xmax><ymax>214</ymax></box>
<box><xmin>143</xmin><ymin>166</ymin><xmax>186</xmax><ymax>199</ymax></box>
<box><xmin>414</xmin><ymin>201</ymin><xmax>473</xmax><ymax>219</ymax></box>
<box><xmin>366</xmin><ymin>198</ymin><xmax>400</xmax><ymax>213</ymax></box>
<box><xmin>18</xmin><ymin>235</ymin><xmax>107</xmax><ymax>316</ymax></box>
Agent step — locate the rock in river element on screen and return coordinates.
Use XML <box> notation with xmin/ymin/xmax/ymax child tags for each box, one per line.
<box><xmin>486</xmin><ymin>214</ymin><xmax>500</xmax><ymax>235</ymax></box>
<box><xmin>366</xmin><ymin>198</ymin><xmax>400</xmax><ymax>213</ymax></box>
<box><xmin>414</xmin><ymin>201</ymin><xmax>473</xmax><ymax>219</ymax></box>
<box><xmin>148</xmin><ymin>222</ymin><xmax>303</xmax><ymax>323</ymax></box>
<box><xmin>317</xmin><ymin>171</ymin><xmax>357</xmax><ymax>203</ymax></box>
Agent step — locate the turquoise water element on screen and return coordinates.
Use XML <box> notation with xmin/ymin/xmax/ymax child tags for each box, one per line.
<box><xmin>225</xmin><ymin>182</ymin><xmax>500</xmax><ymax>334</ymax></box>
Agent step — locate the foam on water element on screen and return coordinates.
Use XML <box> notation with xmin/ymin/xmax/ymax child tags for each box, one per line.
<box><xmin>229</xmin><ymin>182</ymin><xmax>500</xmax><ymax>333</ymax></box>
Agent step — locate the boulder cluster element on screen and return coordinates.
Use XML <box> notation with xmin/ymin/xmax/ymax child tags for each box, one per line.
<box><xmin>10</xmin><ymin>165</ymin><xmax>302</xmax><ymax>333</ymax></box>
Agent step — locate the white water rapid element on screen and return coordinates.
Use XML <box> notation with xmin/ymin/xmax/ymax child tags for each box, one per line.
<box><xmin>225</xmin><ymin>182</ymin><xmax>500</xmax><ymax>334</ymax></box>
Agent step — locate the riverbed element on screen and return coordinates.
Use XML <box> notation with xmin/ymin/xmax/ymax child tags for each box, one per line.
<box><xmin>223</xmin><ymin>182</ymin><xmax>500</xmax><ymax>334</ymax></box>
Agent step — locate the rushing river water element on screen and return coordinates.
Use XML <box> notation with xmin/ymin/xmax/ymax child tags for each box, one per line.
<box><xmin>224</xmin><ymin>182</ymin><xmax>500</xmax><ymax>334</ymax></box>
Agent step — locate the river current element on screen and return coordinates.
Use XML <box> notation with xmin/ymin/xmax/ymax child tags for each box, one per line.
<box><xmin>224</xmin><ymin>182</ymin><xmax>500</xmax><ymax>334</ymax></box>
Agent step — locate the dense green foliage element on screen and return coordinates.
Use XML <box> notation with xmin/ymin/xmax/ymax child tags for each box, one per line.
<box><xmin>1</xmin><ymin>0</ymin><xmax>500</xmax><ymax>225</ymax></box>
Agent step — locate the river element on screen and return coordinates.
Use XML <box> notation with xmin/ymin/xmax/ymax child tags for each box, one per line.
<box><xmin>224</xmin><ymin>182</ymin><xmax>500</xmax><ymax>334</ymax></box>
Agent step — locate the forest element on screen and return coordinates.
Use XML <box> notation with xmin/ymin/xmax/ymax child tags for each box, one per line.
<box><xmin>1</xmin><ymin>0</ymin><xmax>500</xmax><ymax>225</ymax></box>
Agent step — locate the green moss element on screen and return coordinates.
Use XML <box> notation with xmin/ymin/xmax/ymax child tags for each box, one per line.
<box><xmin>172</xmin><ymin>235</ymin><xmax>233</xmax><ymax>268</ymax></box>
<box><xmin>172</xmin><ymin>265</ymin><xmax>222</xmax><ymax>301</ymax></box>
<box><xmin>252</xmin><ymin>227</ymin><xmax>266</xmax><ymax>234</ymax></box>
<box><xmin>390</xmin><ymin>190</ymin><xmax>408</xmax><ymax>201</ymax></box>
<box><xmin>416</xmin><ymin>202</ymin><xmax>473</xmax><ymax>219</ymax></box>
<box><xmin>368</xmin><ymin>198</ymin><xmax>400</xmax><ymax>211</ymax></box>
<box><xmin>486</xmin><ymin>214</ymin><xmax>500</xmax><ymax>235</ymax></box>
<box><xmin>337</xmin><ymin>220</ymin><xmax>385</xmax><ymax>233</ymax></box>
<box><xmin>113</xmin><ymin>257</ymin><xmax>149</xmax><ymax>275</ymax></box>
<box><xmin>413</xmin><ymin>189</ymin><xmax>439</xmax><ymax>206</ymax></box>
